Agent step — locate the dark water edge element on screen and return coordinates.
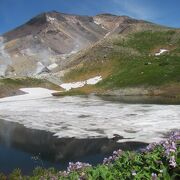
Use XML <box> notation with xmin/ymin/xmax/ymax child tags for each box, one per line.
<box><xmin>0</xmin><ymin>119</ymin><xmax>147</xmax><ymax>175</ymax></box>
<box><xmin>97</xmin><ymin>95</ymin><xmax>180</xmax><ymax>105</ymax></box>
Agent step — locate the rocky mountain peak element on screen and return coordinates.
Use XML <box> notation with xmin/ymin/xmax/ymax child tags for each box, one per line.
<box><xmin>1</xmin><ymin>11</ymin><xmax>144</xmax><ymax>76</ymax></box>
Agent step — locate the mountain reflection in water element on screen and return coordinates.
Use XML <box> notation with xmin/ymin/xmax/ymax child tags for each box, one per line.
<box><xmin>0</xmin><ymin>119</ymin><xmax>146</xmax><ymax>175</ymax></box>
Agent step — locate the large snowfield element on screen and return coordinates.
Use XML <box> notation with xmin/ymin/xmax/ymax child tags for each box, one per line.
<box><xmin>0</xmin><ymin>87</ymin><xmax>179</xmax><ymax>143</ymax></box>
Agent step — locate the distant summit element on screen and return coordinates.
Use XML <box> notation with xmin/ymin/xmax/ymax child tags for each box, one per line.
<box><xmin>2</xmin><ymin>11</ymin><xmax>140</xmax><ymax>76</ymax></box>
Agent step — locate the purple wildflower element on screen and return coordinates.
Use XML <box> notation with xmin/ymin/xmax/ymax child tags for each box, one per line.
<box><xmin>163</xmin><ymin>140</ymin><xmax>177</xmax><ymax>157</ymax></box>
<box><xmin>59</xmin><ymin>171</ymin><xmax>69</xmax><ymax>177</ymax></box>
<box><xmin>103</xmin><ymin>149</ymin><xmax>123</xmax><ymax>164</ymax></box>
<box><xmin>169</xmin><ymin>130</ymin><xmax>180</xmax><ymax>141</ymax></box>
<box><xmin>143</xmin><ymin>142</ymin><xmax>159</xmax><ymax>152</ymax></box>
<box><xmin>151</xmin><ymin>173</ymin><xmax>157</xmax><ymax>180</ymax></box>
<box><xmin>169</xmin><ymin>155</ymin><xmax>177</xmax><ymax>168</ymax></box>
<box><xmin>67</xmin><ymin>162</ymin><xmax>91</xmax><ymax>172</ymax></box>
<box><xmin>103</xmin><ymin>158</ymin><xmax>109</xmax><ymax>164</ymax></box>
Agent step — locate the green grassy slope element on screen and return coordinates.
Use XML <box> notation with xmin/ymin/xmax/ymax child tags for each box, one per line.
<box><xmin>100</xmin><ymin>31</ymin><xmax>180</xmax><ymax>88</ymax></box>
<box><xmin>62</xmin><ymin>27</ymin><xmax>180</xmax><ymax>96</ymax></box>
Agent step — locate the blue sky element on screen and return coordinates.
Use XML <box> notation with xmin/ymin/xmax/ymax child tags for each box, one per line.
<box><xmin>0</xmin><ymin>0</ymin><xmax>179</xmax><ymax>34</ymax></box>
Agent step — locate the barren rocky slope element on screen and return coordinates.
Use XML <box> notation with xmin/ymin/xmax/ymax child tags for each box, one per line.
<box><xmin>0</xmin><ymin>11</ymin><xmax>141</xmax><ymax>77</ymax></box>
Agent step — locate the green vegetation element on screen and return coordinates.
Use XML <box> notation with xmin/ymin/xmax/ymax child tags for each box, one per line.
<box><xmin>0</xmin><ymin>77</ymin><xmax>47</xmax><ymax>86</ymax></box>
<box><xmin>99</xmin><ymin>30</ymin><xmax>180</xmax><ymax>89</ymax></box>
<box><xmin>2</xmin><ymin>133</ymin><xmax>180</xmax><ymax>180</ymax></box>
<box><xmin>62</xmin><ymin>30</ymin><xmax>180</xmax><ymax>98</ymax></box>
<box><xmin>116</xmin><ymin>30</ymin><xmax>178</xmax><ymax>54</ymax></box>
<box><xmin>99</xmin><ymin>54</ymin><xmax>180</xmax><ymax>88</ymax></box>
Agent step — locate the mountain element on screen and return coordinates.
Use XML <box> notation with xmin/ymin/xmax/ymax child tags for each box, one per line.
<box><xmin>0</xmin><ymin>11</ymin><xmax>180</xmax><ymax>100</ymax></box>
<box><xmin>0</xmin><ymin>11</ymin><xmax>141</xmax><ymax>76</ymax></box>
<box><xmin>61</xmin><ymin>28</ymin><xmax>180</xmax><ymax>98</ymax></box>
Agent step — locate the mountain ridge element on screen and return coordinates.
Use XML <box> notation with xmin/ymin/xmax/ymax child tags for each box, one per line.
<box><xmin>0</xmin><ymin>11</ymin><xmax>180</xmax><ymax>101</ymax></box>
<box><xmin>1</xmin><ymin>11</ymin><xmax>144</xmax><ymax>76</ymax></box>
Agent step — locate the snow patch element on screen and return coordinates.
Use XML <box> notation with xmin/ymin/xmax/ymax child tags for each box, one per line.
<box><xmin>60</xmin><ymin>76</ymin><xmax>102</xmax><ymax>91</ymax></box>
<box><xmin>60</xmin><ymin>82</ymin><xmax>86</xmax><ymax>91</ymax></box>
<box><xmin>155</xmin><ymin>49</ymin><xmax>168</xmax><ymax>56</ymax></box>
<box><xmin>47</xmin><ymin>16</ymin><xmax>56</xmax><ymax>22</ymax></box>
<box><xmin>94</xmin><ymin>20</ymin><xmax>101</xmax><ymax>25</ymax></box>
<box><xmin>86</xmin><ymin>76</ymin><xmax>102</xmax><ymax>85</ymax></box>
<box><xmin>0</xmin><ymin>88</ymin><xmax>56</xmax><ymax>102</ymax></box>
<box><xmin>94</xmin><ymin>20</ymin><xmax>106</xmax><ymax>29</ymax></box>
<box><xmin>35</xmin><ymin>62</ymin><xmax>45</xmax><ymax>74</ymax></box>
<box><xmin>47</xmin><ymin>63</ymin><xmax>58</xmax><ymax>70</ymax></box>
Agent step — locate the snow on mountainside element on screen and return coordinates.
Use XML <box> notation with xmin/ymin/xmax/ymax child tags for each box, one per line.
<box><xmin>60</xmin><ymin>76</ymin><xmax>102</xmax><ymax>91</ymax></box>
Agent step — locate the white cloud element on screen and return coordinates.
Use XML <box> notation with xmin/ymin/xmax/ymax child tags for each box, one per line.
<box><xmin>112</xmin><ymin>0</ymin><xmax>157</xmax><ymax>20</ymax></box>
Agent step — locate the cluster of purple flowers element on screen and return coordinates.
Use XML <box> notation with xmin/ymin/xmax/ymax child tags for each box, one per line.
<box><xmin>143</xmin><ymin>142</ymin><xmax>159</xmax><ymax>152</ymax></box>
<box><xmin>142</xmin><ymin>130</ymin><xmax>180</xmax><ymax>153</ymax></box>
<box><xmin>169</xmin><ymin>155</ymin><xmax>177</xmax><ymax>168</ymax></box>
<box><xmin>67</xmin><ymin>162</ymin><xmax>92</xmax><ymax>173</ymax></box>
<box><xmin>151</xmin><ymin>172</ymin><xmax>157</xmax><ymax>180</ymax></box>
<box><xmin>143</xmin><ymin>130</ymin><xmax>180</xmax><ymax>169</ymax></box>
<box><xmin>58</xmin><ymin>171</ymin><xmax>69</xmax><ymax>177</ymax></box>
<box><xmin>103</xmin><ymin>130</ymin><xmax>180</xmax><ymax>166</ymax></box>
<box><xmin>103</xmin><ymin>149</ymin><xmax>123</xmax><ymax>165</ymax></box>
<box><xmin>162</xmin><ymin>131</ymin><xmax>180</xmax><ymax>168</ymax></box>
<box><xmin>41</xmin><ymin>130</ymin><xmax>179</xmax><ymax>179</ymax></box>
<box><xmin>169</xmin><ymin>130</ymin><xmax>180</xmax><ymax>141</ymax></box>
<box><xmin>163</xmin><ymin>141</ymin><xmax>176</xmax><ymax>155</ymax></box>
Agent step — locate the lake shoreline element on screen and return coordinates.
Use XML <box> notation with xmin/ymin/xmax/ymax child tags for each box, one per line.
<box><xmin>0</xmin><ymin>118</ymin><xmax>148</xmax><ymax>175</ymax></box>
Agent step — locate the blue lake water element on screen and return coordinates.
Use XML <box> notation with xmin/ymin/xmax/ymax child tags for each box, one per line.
<box><xmin>0</xmin><ymin>119</ymin><xmax>146</xmax><ymax>175</ymax></box>
<box><xmin>0</xmin><ymin>93</ymin><xmax>179</xmax><ymax>174</ymax></box>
